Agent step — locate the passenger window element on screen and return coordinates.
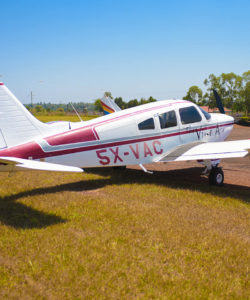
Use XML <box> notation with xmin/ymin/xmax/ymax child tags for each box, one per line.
<box><xmin>159</xmin><ymin>110</ymin><xmax>177</xmax><ymax>129</ymax></box>
<box><xmin>138</xmin><ymin>118</ymin><xmax>155</xmax><ymax>130</ymax></box>
<box><xmin>179</xmin><ymin>106</ymin><xmax>202</xmax><ymax>124</ymax></box>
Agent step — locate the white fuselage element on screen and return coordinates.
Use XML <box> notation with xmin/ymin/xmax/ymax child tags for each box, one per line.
<box><xmin>38</xmin><ymin>100</ymin><xmax>234</xmax><ymax>168</ymax></box>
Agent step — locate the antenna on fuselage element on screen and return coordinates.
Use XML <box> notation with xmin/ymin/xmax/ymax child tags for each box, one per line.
<box><xmin>70</xmin><ymin>102</ymin><xmax>84</xmax><ymax>122</ymax></box>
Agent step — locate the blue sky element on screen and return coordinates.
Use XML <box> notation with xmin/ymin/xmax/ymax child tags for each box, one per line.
<box><xmin>0</xmin><ymin>0</ymin><xmax>249</xmax><ymax>103</ymax></box>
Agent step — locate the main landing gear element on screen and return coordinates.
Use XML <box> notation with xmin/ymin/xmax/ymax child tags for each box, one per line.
<box><xmin>208</xmin><ymin>166</ymin><xmax>224</xmax><ymax>186</ymax></box>
<box><xmin>201</xmin><ymin>160</ymin><xmax>224</xmax><ymax>186</ymax></box>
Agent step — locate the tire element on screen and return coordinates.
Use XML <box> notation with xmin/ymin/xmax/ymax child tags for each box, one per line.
<box><xmin>209</xmin><ymin>167</ymin><xmax>224</xmax><ymax>186</ymax></box>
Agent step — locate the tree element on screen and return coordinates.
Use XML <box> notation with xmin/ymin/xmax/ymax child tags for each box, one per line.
<box><xmin>220</xmin><ymin>72</ymin><xmax>242</xmax><ymax>108</ymax></box>
<box><xmin>104</xmin><ymin>91</ymin><xmax>113</xmax><ymax>99</ymax></box>
<box><xmin>114</xmin><ymin>97</ymin><xmax>127</xmax><ymax>109</ymax></box>
<box><xmin>94</xmin><ymin>99</ymin><xmax>102</xmax><ymax>112</ymax></box>
<box><xmin>203</xmin><ymin>72</ymin><xmax>243</xmax><ymax>109</ymax></box>
<box><xmin>34</xmin><ymin>105</ymin><xmax>45</xmax><ymax>114</ymax></box>
<box><xmin>183</xmin><ymin>86</ymin><xmax>203</xmax><ymax>105</ymax></box>
<box><xmin>204</xmin><ymin>74</ymin><xmax>226</xmax><ymax>108</ymax></box>
<box><xmin>127</xmin><ymin>99</ymin><xmax>139</xmax><ymax>108</ymax></box>
<box><xmin>242</xmin><ymin>81</ymin><xmax>250</xmax><ymax>115</ymax></box>
<box><xmin>56</xmin><ymin>107</ymin><xmax>65</xmax><ymax>116</ymax></box>
<box><xmin>242</xmin><ymin>70</ymin><xmax>250</xmax><ymax>83</ymax></box>
<box><xmin>139</xmin><ymin>98</ymin><xmax>147</xmax><ymax>105</ymax></box>
<box><xmin>147</xmin><ymin>96</ymin><xmax>157</xmax><ymax>103</ymax></box>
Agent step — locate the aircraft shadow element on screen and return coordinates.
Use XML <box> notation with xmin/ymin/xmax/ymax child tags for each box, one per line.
<box><xmin>0</xmin><ymin>179</ymin><xmax>109</xmax><ymax>230</ymax></box>
<box><xmin>85</xmin><ymin>167</ymin><xmax>250</xmax><ymax>203</ymax></box>
<box><xmin>0</xmin><ymin>167</ymin><xmax>248</xmax><ymax>229</ymax></box>
<box><xmin>0</xmin><ymin>198</ymin><xmax>66</xmax><ymax>229</ymax></box>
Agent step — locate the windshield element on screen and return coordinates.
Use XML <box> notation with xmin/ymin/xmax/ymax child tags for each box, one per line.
<box><xmin>198</xmin><ymin>107</ymin><xmax>211</xmax><ymax>120</ymax></box>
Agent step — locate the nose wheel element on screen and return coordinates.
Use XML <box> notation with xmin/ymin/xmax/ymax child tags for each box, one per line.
<box><xmin>209</xmin><ymin>167</ymin><xmax>224</xmax><ymax>186</ymax></box>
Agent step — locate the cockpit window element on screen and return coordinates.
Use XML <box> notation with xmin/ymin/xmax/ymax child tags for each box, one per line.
<box><xmin>138</xmin><ymin>118</ymin><xmax>155</xmax><ymax>130</ymax></box>
<box><xmin>198</xmin><ymin>107</ymin><xmax>211</xmax><ymax>120</ymax></box>
<box><xmin>159</xmin><ymin>110</ymin><xmax>177</xmax><ymax>129</ymax></box>
<box><xmin>179</xmin><ymin>106</ymin><xmax>202</xmax><ymax>124</ymax></box>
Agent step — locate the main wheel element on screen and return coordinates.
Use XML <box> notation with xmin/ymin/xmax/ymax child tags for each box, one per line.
<box><xmin>209</xmin><ymin>167</ymin><xmax>224</xmax><ymax>186</ymax></box>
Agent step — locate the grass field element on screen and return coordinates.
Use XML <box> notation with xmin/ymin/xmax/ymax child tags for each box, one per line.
<box><xmin>35</xmin><ymin>114</ymin><xmax>98</xmax><ymax>123</ymax></box>
<box><xmin>0</xmin><ymin>115</ymin><xmax>249</xmax><ymax>299</ymax></box>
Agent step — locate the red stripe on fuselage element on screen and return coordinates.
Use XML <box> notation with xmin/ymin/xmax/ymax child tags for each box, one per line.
<box><xmin>45</xmin><ymin>127</ymin><xmax>97</xmax><ymax>146</ymax></box>
<box><xmin>0</xmin><ymin>141</ymin><xmax>45</xmax><ymax>159</ymax></box>
<box><xmin>0</xmin><ymin>122</ymin><xmax>234</xmax><ymax>160</ymax></box>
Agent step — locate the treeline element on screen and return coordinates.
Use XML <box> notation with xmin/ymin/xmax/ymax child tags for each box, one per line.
<box><xmin>26</xmin><ymin>94</ymin><xmax>157</xmax><ymax>115</ymax></box>
<box><xmin>94</xmin><ymin>92</ymin><xmax>157</xmax><ymax>112</ymax></box>
<box><xmin>183</xmin><ymin>70</ymin><xmax>250</xmax><ymax>115</ymax></box>
<box><xmin>26</xmin><ymin>70</ymin><xmax>250</xmax><ymax>116</ymax></box>
<box><xmin>25</xmin><ymin>102</ymin><xmax>96</xmax><ymax>115</ymax></box>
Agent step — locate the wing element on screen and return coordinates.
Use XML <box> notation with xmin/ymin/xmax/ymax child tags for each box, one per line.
<box><xmin>0</xmin><ymin>157</ymin><xmax>83</xmax><ymax>173</ymax></box>
<box><xmin>155</xmin><ymin>140</ymin><xmax>250</xmax><ymax>162</ymax></box>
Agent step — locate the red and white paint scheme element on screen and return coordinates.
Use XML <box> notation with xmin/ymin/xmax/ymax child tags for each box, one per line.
<box><xmin>0</xmin><ymin>82</ymin><xmax>249</xmax><ymax>185</ymax></box>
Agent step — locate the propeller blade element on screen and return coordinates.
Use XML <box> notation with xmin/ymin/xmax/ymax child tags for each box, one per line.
<box><xmin>213</xmin><ymin>89</ymin><xmax>225</xmax><ymax>114</ymax></box>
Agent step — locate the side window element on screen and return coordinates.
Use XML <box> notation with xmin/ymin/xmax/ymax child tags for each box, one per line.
<box><xmin>159</xmin><ymin>110</ymin><xmax>177</xmax><ymax>129</ymax></box>
<box><xmin>138</xmin><ymin>118</ymin><xmax>155</xmax><ymax>130</ymax></box>
<box><xmin>179</xmin><ymin>106</ymin><xmax>202</xmax><ymax>124</ymax></box>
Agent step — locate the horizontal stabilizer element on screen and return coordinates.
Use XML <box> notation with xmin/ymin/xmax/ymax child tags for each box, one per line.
<box><xmin>156</xmin><ymin>139</ymin><xmax>250</xmax><ymax>162</ymax></box>
<box><xmin>0</xmin><ymin>157</ymin><xmax>83</xmax><ymax>173</ymax></box>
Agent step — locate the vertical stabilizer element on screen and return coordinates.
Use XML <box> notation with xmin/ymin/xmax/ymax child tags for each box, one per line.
<box><xmin>0</xmin><ymin>83</ymin><xmax>49</xmax><ymax>148</ymax></box>
<box><xmin>101</xmin><ymin>96</ymin><xmax>121</xmax><ymax>115</ymax></box>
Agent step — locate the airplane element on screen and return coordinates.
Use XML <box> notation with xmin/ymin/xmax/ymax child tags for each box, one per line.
<box><xmin>0</xmin><ymin>82</ymin><xmax>249</xmax><ymax>186</ymax></box>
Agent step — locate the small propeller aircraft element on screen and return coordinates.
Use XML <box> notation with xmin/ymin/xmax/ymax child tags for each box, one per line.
<box><xmin>0</xmin><ymin>82</ymin><xmax>249</xmax><ymax>186</ymax></box>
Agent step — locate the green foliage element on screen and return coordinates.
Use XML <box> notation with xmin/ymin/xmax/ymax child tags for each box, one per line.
<box><xmin>127</xmin><ymin>99</ymin><xmax>139</xmax><ymax>108</ymax></box>
<box><xmin>114</xmin><ymin>96</ymin><xmax>157</xmax><ymax>110</ymax></box>
<box><xmin>56</xmin><ymin>107</ymin><xmax>65</xmax><ymax>116</ymax></box>
<box><xmin>242</xmin><ymin>81</ymin><xmax>250</xmax><ymax>115</ymax></box>
<box><xmin>114</xmin><ymin>97</ymin><xmax>126</xmax><ymax>109</ymax></box>
<box><xmin>183</xmin><ymin>86</ymin><xmax>204</xmax><ymax>105</ymax></box>
<box><xmin>184</xmin><ymin>70</ymin><xmax>250</xmax><ymax>113</ymax></box>
<box><xmin>104</xmin><ymin>91</ymin><xmax>113</xmax><ymax>99</ymax></box>
<box><xmin>94</xmin><ymin>99</ymin><xmax>102</xmax><ymax>112</ymax></box>
<box><xmin>34</xmin><ymin>105</ymin><xmax>45</xmax><ymax>114</ymax></box>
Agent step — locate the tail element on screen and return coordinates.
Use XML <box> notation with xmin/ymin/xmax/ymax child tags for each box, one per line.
<box><xmin>100</xmin><ymin>96</ymin><xmax>121</xmax><ymax>115</ymax></box>
<box><xmin>0</xmin><ymin>82</ymin><xmax>49</xmax><ymax>148</ymax></box>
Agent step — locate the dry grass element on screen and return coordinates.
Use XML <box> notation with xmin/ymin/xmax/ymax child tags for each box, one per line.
<box><xmin>0</xmin><ymin>166</ymin><xmax>249</xmax><ymax>299</ymax></box>
<box><xmin>36</xmin><ymin>114</ymin><xmax>97</xmax><ymax>123</ymax></box>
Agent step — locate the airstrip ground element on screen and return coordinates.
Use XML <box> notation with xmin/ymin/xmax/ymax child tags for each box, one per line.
<box><xmin>0</xmin><ymin>120</ymin><xmax>249</xmax><ymax>299</ymax></box>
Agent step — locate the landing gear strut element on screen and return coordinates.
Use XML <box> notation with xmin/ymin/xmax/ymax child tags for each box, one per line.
<box><xmin>209</xmin><ymin>166</ymin><xmax>224</xmax><ymax>186</ymax></box>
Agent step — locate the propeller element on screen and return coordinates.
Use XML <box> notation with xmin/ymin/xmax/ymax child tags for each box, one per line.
<box><xmin>213</xmin><ymin>89</ymin><xmax>225</xmax><ymax>114</ymax></box>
